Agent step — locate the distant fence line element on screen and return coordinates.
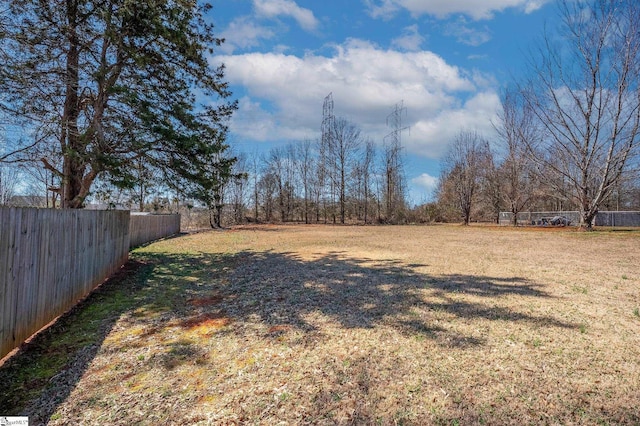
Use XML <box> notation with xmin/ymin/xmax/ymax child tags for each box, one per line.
<box><xmin>499</xmin><ymin>211</ymin><xmax>640</xmax><ymax>227</ymax></box>
<box><xmin>130</xmin><ymin>212</ymin><xmax>181</xmax><ymax>248</ymax></box>
<box><xmin>1</xmin><ymin>208</ymin><xmax>180</xmax><ymax>359</ymax></box>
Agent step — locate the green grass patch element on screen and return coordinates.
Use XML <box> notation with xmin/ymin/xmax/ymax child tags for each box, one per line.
<box><xmin>0</xmin><ymin>258</ymin><xmax>155</xmax><ymax>414</ymax></box>
<box><xmin>572</xmin><ymin>285</ymin><xmax>588</xmax><ymax>294</ymax></box>
<box><xmin>0</xmin><ymin>249</ymin><xmax>236</xmax><ymax>417</ymax></box>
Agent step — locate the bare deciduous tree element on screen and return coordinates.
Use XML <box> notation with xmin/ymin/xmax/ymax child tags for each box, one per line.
<box><xmin>248</xmin><ymin>151</ymin><xmax>261</xmax><ymax>222</ymax></box>
<box><xmin>259</xmin><ymin>170</ymin><xmax>277</xmax><ymax>223</ymax></box>
<box><xmin>0</xmin><ymin>163</ymin><xmax>19</xmax><ymax>205</ymax></box>
<box><xmin>440</xmin><ymin>131</ymin><xmax>491</xmax><ymax>225</ymax></box>
<box><xmin>265</xmin><ymin>147</ymin><xmax>297</xmax><ymax>222</ymax></box>
<box><xmin>495</xmin><ymin>87</ymin><xmax>540</xmax><ymax>225</ymax></box>
<box><xmin>332</xmin><ymin>117</ymin><xmax>362</xmax><ymax>224</ymax></box>
<box><xmin>229</xmin><ymin>153</ymin><xmax>248</xmax><ymax>224</ymax></box>
<box><xmin>523</xmin><ymin>0</ymin><xmax>640</xmax><ymax>229</ymax></box>
<box><xmin>296</xmin><ymin>140</ymin><xmax>315</xmax><ymax>224</ymax></box>
<box><xmin>382</xmin><ymin>137</ymin><xmax>406</xmax><ymax>223</ymax></box>
<box><xmin>354</xmin><ymin>139</ymin><xmax>375</xmax><ymax>224</ymax></box>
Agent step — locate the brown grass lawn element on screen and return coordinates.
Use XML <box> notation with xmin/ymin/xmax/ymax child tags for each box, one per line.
<box><xmin>2</xmin><ymin>224</ymin><xmax>640</xmax><ymax>425</ymax></box>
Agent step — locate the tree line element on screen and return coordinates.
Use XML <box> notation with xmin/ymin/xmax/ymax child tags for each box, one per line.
<box><xmin>225</xmin><ymin>0</ymin><xmax>640</xmax><ymax>230</ymax></box>
<box><xmin>62</xmin><ymin>112</ymin><xmax>411</xmax><ymax>228</ymax></box>
<box><xmin>222</xmin><ymin>117</ymin><xmax>408</xmax><ymax>226</ymax></box>
<box><xmin>2</xmin><ymin>0</ymin><xmax>640</xmax><ymax>230</ymax></box>
<box><xmin>437</xmin><ymin>0</ymin><xmax>640</xmax><ymax>229</ymax></box>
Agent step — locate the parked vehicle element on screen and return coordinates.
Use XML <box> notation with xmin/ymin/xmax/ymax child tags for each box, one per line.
<box><xmin>550</xmin><ymin>215</ymin><xmax>571</xmax><ymax>226</ymax></box>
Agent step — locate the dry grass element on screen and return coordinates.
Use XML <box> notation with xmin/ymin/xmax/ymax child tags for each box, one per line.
<box><xmin>3</xmin><ymin>224</ymin><xmax>640</xmax><ymax>425</ymax></box>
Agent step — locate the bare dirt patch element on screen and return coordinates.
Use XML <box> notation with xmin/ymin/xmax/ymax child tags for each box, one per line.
<box><xmin>2</xmin><ymin>225</ymin><xmax>639</xmax><ymax>425</ymax></box>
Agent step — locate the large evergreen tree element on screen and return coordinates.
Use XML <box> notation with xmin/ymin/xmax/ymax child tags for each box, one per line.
<box><xmin>0</xmin><ymin>0</ymin><xmax>236</xmax><ymax>208</ymax></box>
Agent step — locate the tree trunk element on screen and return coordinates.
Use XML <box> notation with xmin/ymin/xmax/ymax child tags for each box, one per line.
<box><xmin>363</xmin><ymin>183</ymin><xmax>369</xmax><ymax>225</ymax></box>
<box><xmin>61</xmin><ymin>0</ymin><xmax>81</xmax><ymax>208</ymax></box>
<box><xmin>463</xmin><ymin>209</ymin><xmax>471</xmax><ymax>226</ymax></box>
<box><xmin>215</xmin><ymin>204</ymin><xmax>223</xmax><ymax>228</ymax></box>
<box><xmin>340</xmin><ymin>168</ymin><xmax>345</xmax><ymax>224</ymax></box>
<box><xmin>579</xmin><ymin>209</ymin><xmax>596</xmax><ymax>230</ymax></box>
<box><xmin>209</xmin><ymin>208</ymin><xmax>216</xmax><ymax>228</ymax></box>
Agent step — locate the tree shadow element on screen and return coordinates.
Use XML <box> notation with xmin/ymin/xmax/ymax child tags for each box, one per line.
<box><xmin>1</xmin><ymin>247</ymin><xmax>577</xmax><ymax>423</ymax></box>
<box><xmin>176</xmin><ymin>250</ymin><xmax>575</xmax><ymax>345</ymax></box>
<box><xmin>0</xmin><ymin>260</ymin><xmax>156</xmax><ymax>422</ymax></box>
<box><xmin>431</xmin><ymin>273</ymin><xmax>552</xmax><ymax>298</ymax></box>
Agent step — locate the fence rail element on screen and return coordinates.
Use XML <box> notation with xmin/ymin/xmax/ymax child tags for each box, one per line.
<box><xmin>1</xmin><ymin>208</ymin><xmax>181</xmax><ymax>359</ymax></box>
<box><xmin>499</xmin><ymin>211</ymin><xmax>640</xmax><ymax>227</ymax></box>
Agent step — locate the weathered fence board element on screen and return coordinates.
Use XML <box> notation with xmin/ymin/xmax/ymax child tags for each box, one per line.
<box><xmin>0</xmin><ymin>209</ymin><xmax>181</xmax><ymax>359</ymax></box>
<box><xmin>129</xmin><ymin>213</ymin><xmax>181</xmax><ymax>248</ymax></box>
<box><xmin>0</xmin><ymin>208</ymin><xmax>130</xmax><ymax>359</ymax></box>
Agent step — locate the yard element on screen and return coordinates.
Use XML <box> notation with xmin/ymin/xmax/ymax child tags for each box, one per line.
<box><xmin>1</xmin><ymin>224</ymin><xmax>639</xmax><ymax>425</ymax></box>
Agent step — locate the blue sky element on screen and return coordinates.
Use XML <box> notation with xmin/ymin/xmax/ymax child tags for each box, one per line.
<box><xmin>208</xmin><ymin>0</ymin><xmax>557</xmax><ymax>204</ymax></box>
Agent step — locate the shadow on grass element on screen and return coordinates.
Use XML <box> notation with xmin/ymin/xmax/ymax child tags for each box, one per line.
<box><xmin>0</xmin><ymin>247</ymin><xmax>576</xmax><ymax>423</ymax></box>
<box><xmin>212</xmin><ymin>250</ymin><xmax>574</xmax><ymax>336</ymax></box>
<box><xmin>0</xmin><ymin>260</ymin><xmax>157</xmax><ymax>422</ymax></box>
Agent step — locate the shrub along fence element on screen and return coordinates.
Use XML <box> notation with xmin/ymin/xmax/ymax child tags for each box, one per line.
<box><xmin>0</xmin><ymin>208</ymin><xmax>180</xmax><ymax>359</ymax></box>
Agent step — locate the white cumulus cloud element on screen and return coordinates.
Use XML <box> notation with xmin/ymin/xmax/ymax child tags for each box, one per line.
<box><xmin>214</xmin><ymin>39</ymin><xmax>500</xmax><ymax>160</ymax></box>
<box><xmin>366</xmin><ymin>0</ymin><xmax>551</xmax><ymax>20</ymax></box>
<box><xmin>253</xmin><ymin>0</ymin><xmax>319</xmax><ymax>31</ymax></box>
<box><xmin>391</xmin><ymin>24</ymin><xmax>426</xmax><ymax>51</ymax></box>
<box><xmin>219</xmin><ymin>16</ymin><xmax>276</xmax><ymax>54</ymax></box>
<box><xmin>218</xmin><ymin>1</ymin><xmax>319</xmax><ymax>53</ymax></box>
<box><xmin>445</xmin><ymin>17</ymin><xmax>492</xmax><ymax>46</ymax></box>
<box><xmin>411</xmin><ymin>173</ymin><xmax>439</xmax><ymax>198</ymax></box>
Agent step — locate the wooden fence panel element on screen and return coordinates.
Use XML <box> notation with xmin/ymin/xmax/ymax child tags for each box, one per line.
<box><xmin>0</xmin><ymin>208</ymin><xmax>130</xmax><ymax>359</ymax></box>
<box><xmin>129</xmin><ymin>213</ymin><xmax>181</xmax><ymax>248</ymax></box>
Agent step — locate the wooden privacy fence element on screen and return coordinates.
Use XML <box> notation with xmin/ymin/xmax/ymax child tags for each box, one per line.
<box><xmin>0</xmin><ymin>208</ymin><xmax>181</xmax><ymax>359</ymax></box>
<box><xmin>129</xmin><ymin>213</ymin><xmax>181</xmax><ymax>248</ymax></box>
